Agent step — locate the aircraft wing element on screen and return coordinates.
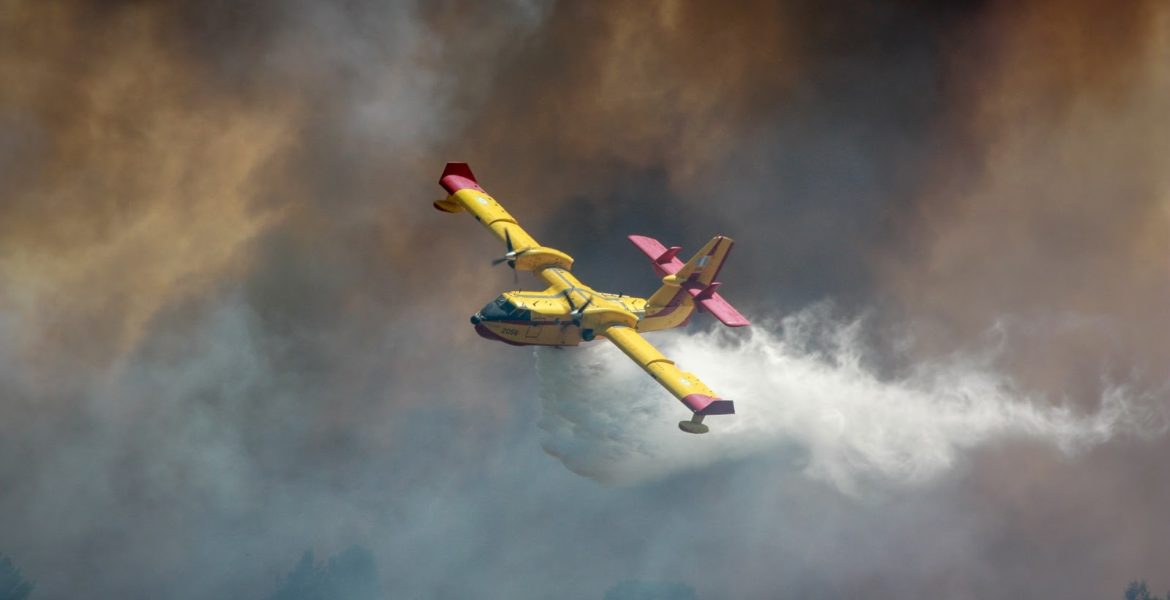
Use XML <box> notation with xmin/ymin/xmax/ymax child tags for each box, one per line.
<box><xmin>436</xmin><ymin>162</ymin><xmax>540</xmax><ymax>250</ymax></box>
<box><xmin>602</xmin><ymin>325</ymin><xmax>735</xmax><ymax>426</ymax></box>
<box><xmin>436</xmin><ymin>162</ymin><xmax>573</xmax><ymax>272</ymax></box>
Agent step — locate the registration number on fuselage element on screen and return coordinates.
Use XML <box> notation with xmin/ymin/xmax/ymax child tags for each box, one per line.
<box><xmin>501</xmin><ymin>327</ymin><xmax>520</xmax><ymax>336</ymax></box>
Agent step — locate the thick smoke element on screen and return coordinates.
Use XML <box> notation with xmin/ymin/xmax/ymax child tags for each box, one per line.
<box><xmin>3</xmin><ymin>0</ymin><xmax>1170</xmax><ymax>597</ymax></box>
<box><xmin>538</xmin><ymin>307</ymin><xmax>1138</xmax><ymax>490</ymax></box>
<box><xmin>883</xmin><ymin>0</ymin><xmax>1170</xmax><ymax>400</ymax></box>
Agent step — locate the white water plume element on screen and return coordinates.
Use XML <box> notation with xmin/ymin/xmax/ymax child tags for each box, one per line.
<box><xmin>536</xmin><ymin>307</ymin><xmax>1133</xmax><ymax>490</ymax></box>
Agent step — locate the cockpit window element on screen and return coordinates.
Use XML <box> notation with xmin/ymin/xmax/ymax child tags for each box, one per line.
<box><xmin>480</xmin><ymin>296</ymin><xmax>532</xmax><ymax>322</ymax></box>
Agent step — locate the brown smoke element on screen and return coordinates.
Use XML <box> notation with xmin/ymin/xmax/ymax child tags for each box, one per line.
<box><xmin>0</xmin><ymin>2</ymin><xmax>297</xmax><ymax>369</ymax></box>
<box><xmin>428</xmin><ymin>0</ymin><xmax>804</xmax><ymax>207</ymax></box>
<box><xmin>2</xmin><ymin>1</ymin><xmax>1169</xmax><ymax>597</ymax></box>
<box><xmin>884</xmin><ymin>0</ymin><xmax>1170</xmax><ymax>402</ymax></box>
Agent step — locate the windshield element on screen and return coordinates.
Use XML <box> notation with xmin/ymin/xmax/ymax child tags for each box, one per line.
<box><xmin>479</xmin><ymin>296</ymin><xmax>532</xmax><ymax>322</ymax></box>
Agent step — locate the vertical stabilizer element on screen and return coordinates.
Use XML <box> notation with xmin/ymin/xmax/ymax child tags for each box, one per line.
<box><xmin>673</xmin><ymin>235</ymin><xmax>733</xmax><ymax>286</ymax></box>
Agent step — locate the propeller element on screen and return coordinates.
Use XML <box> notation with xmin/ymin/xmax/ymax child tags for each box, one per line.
<box><xmin>491</xmin><ymin>229</ymin><xmax>532</xmax><ymax>268</ymax></box>
<box><xmin>491</xmin><ymin>229</ymin><xmax>529</xmax><ymax>284</ymax></box>
<box><xmin>561</xmin><ymin>290</ymin><xmax>594</xmax><ymax>327</ymax></box>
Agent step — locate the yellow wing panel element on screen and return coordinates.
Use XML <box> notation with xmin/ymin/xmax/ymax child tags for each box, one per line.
<box><xmin>602</xmin><ymin>325</ymin><xmax>734</xmax><ymax>416</ymax></box>
<box><xmin>441</xmin><ymin>181</ymin><xmax>540</xmax><ymax>251</ymax></box>
<box><xmin>437</xmin><ymin>163</ymin><xmax>572</xmax><ymax>272</ymax></box>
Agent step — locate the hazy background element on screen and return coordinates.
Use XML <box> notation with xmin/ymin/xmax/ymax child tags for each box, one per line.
<box><xmin>1</xmin><ymin>0</ymin><xmax>1167</xmax><ymax>598</ymax></box>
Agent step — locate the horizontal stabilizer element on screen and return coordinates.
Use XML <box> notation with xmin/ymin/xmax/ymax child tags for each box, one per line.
<box><xmin>686</xmin><ymin>286</ymin><xmax>750</xmax><ymax>327</ymax></box>
<box><xmin>628</xmin><ymin>235</ymin><xmax>684</xmax><ymax>277</ymax></box>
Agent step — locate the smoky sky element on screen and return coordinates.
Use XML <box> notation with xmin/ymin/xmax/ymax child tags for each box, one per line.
<box><xmin>1</xmin><ymin>1</ymin><xmax>1168</xmax><ymax>598</ymax></box>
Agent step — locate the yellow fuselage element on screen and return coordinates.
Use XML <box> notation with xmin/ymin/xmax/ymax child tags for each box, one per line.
<box><xmin>470</xmin><ymin>267</ymin><xmax>694</xmax><ymax>347</ymax></box>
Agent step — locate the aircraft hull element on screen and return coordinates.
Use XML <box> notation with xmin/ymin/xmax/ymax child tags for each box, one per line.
<box><xmin>474</xmin><ymin>320</ymin><xmax>584</xmax><ymax>347</ymax></box>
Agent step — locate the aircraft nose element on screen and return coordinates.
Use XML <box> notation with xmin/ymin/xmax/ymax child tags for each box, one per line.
<box><xmin>470</xmin><ymin>313</ymin><xmax>482</xmax><ymax>325</ymax></box>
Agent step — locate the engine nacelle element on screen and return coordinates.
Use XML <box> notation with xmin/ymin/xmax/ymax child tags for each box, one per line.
<box><xmin>512</xmin><ymin>246</ymin><xmax>574</xmax><ymax>272</ymax></box>
<box><xmin>580</xmin><ymin>307</ymin><xmax>638</xmax><ymax>332</ymax></box>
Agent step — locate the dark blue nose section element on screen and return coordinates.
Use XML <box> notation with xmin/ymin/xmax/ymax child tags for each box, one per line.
<box><xmin>470</xmin><ymin>314</ymin><xmax>482</xmax><ymax>325</ymax></box>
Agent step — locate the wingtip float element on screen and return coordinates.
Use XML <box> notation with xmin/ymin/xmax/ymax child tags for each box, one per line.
<box><xmin>436</xmin><ymin>162</ymin><xmax>750</xmax><ymax>434</ymax></box>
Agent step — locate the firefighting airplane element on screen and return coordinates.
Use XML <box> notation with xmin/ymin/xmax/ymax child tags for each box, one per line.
<box><xmin>435</xmin><ymin>163</ymin><xmax>750</xmax><ymax>434</ymax></box>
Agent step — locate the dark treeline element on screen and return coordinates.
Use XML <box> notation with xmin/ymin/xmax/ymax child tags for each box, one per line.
<box><xmin>267</xmin><ymin>546</ymin><xmax>381</xmax><ymax>600</ymax></box>
<box><xmin>1127</xmin><ymin>581</ymin><xmax>1170</xmax><ymax>600</ymax></box>
<box><xmin>2</xmin><ymin>547</ymin><xmax>1163</xmax><ymax>599</ymax></box>
<box><xmin>0</xmin><ymin>554</ymin><xmax>33</xmax><ymax>600</ymax></box>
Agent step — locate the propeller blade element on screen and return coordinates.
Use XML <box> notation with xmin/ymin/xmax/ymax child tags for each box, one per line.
<box><xmin>492</xmin><ymin>231</ymin><xmax>532</xmax><ymax>268</ymax></box>
<box><xmin>489</xmin><ymin>229</ymin><xmax>516</xmax><ymax>267</ymax></box>
<box><xmin>571</xmin><ymin>296</ymin><xmax>594</xmax><ymax>325</ymax></box>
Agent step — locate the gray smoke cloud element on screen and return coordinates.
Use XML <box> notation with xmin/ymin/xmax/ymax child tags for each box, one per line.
<box><xmin>2</xmin><ymin>0</ymin><xmax>1169</xmax><ymax>598</ymax></box>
